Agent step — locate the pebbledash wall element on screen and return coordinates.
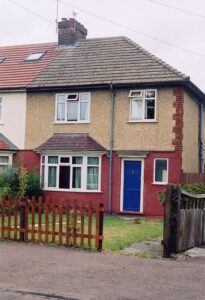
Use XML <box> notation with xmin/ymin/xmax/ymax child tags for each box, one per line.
<box><xmin>17</xmin><ymin>86</ymin><xmax>199</xmax><ymax>216</ymax></box>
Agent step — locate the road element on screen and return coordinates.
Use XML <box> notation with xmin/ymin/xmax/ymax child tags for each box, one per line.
<box><xmin>0</xmin><ymin>241</ymin><xmax>204</xmax><ymax>300</ymax></box>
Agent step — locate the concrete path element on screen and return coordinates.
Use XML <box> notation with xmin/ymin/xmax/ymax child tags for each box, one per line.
<box><xmin>120</xmin><ymin>236</ymin><xmax>205</xmax><ymax>259</ymax></box>
<box><xmin>0</xmin><ymin>241</ymin><xmax>205</xmax><ymax>300</ymax></box>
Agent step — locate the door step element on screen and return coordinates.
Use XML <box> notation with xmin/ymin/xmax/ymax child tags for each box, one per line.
<box><xmin>117</xmin><ymin>211</ymin><xmax>144</xmax><ymax>216</ymax></box>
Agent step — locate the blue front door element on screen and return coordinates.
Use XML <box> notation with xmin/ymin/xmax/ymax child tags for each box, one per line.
<box><xmin>123</xmin><ymin>160</ymin><xmax>142</xmax><ymax>212</ymax></box>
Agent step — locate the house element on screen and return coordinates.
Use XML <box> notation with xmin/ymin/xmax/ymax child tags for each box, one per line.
<box><xmin>0</xmin><ymin>18</ymin><xmax>205</xmax><ymax>216</ymax></box>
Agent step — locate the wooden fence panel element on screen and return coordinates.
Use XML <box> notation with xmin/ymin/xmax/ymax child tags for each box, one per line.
<box><xmin>181</xmin><ymin>172</ymin><xmax>205</xmax><ymax>184</ymax></box>
<box><xmin>163</xmin><ymin>185</ymin><xmax>205</xmax><ymax>257</ymax></box>
<box><xmin>0</xmin><ymin>196</ymin><xmax>104</xmax><ymax>251</ymax></box>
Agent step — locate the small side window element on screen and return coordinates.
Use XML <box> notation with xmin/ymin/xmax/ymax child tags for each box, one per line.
<box><xmin>154</xmin><ymin>158</ymin><xmax>168</xmax><ymax>184</ymax></box>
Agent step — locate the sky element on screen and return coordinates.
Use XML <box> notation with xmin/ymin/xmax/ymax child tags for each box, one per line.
<box><xmin>0</xmin><ymin>0</ymin><xmax>205</xmax><ymax>92</ymax></box>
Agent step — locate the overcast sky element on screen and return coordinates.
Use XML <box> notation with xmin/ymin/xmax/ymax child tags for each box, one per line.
<box><xmin>1</xmin><ymin>0</ymin><xmax>205</xmax><ymax>91</ymax></box>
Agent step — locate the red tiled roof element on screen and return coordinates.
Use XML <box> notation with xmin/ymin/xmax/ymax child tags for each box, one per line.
<box><xmin>36</xmin><ymin>133</ymin><xmax>106</xmax><ymax>152</ymax></box>
<box><xmin>0</xmin><ymin>42</ymin><xmax>59</xmax><ymax>89</ymax></box>
<box><xmin>0</xmin><ymin>132</ymin><xmax>18</xmax><ymax>150</ymax></box>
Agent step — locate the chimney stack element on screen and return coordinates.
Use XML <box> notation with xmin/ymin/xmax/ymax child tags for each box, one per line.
<box><xmin>58</xmin><ymin>18</ymin><xmax>87</xmax><ymax>46</ymax></box>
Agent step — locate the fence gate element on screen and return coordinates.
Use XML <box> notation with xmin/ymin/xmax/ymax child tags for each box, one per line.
<box><xmin>0</xmin><ymin>196</ymin><xmax>104</xmax><ymax>251</ymax></box>
<box><xmin>163</xmin><ymin>185</ymin><xmax>205</xmax><ymax>258</ymax></box>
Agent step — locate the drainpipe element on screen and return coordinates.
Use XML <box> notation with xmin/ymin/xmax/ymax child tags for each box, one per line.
<box><xmin>198</xmin><ymin>102</ymin><xmax>204</xmax><ymax>173</ymax></box>
<box><xmin>108</xmin><ymin>83</ymin><xmax>115</xmax><ymax>213</ymax></box>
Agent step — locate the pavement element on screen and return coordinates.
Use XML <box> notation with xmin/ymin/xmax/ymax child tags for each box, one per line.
<box><xmin>0</xmin><ymin>241</ymin><xmax>205</xmax><ymax>300</ymax></box>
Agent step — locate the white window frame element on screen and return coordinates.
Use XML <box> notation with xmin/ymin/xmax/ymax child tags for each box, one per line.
<box><xmin>55</xmin><ymin>92</ymin><xmax>91</xmax><ymax>124</ymax></box>
<box><xmin>41</xmin><ymin>154</ymin><xmax>101</xmax><ymax>192</ymax></box>
<box><xmin>153</xmin><ymin>158</ymin><xmax>169</xmax><ymax>185</ymax></box>
<box><xmin>0</xmin><ymin>153</ymin><xmax>12</xmax><ymax>173</ymax></box>
<box><xmin>129</xmin><ymin>89</ymin><xmax>157</xmax><ymax>122</ymax></box>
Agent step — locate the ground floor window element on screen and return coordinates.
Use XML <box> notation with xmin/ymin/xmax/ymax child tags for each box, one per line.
<box><xmin>0</xmin><ymin>154</ymin><xmax>12</xmax><ymax>174</ymax></box>
<box><xmin>41</xmin><ymin>155</ymin><xmax>100</xmax><ymax>192</ymax></box>
<box><xmin>153</xmin><ymin>158</ymin><xmax>168</xmax><ymax>184</ymax></box>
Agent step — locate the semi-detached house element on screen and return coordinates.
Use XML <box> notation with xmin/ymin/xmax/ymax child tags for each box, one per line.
<box><xmin>0</xmin><ymin>18</ymin><xmax>205</xmax><ymax>216</ymax></box>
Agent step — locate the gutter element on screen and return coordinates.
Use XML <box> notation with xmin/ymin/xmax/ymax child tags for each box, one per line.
<box><xmin>108</xmin><ymin>83</ymin><xmax>116</xmax><ymax>214</ymax></box>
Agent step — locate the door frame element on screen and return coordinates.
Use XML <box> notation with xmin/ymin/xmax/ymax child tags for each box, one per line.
<box><xmin>120</xmin><ymin>158</ymin><xmax>144</xmax><ymax>213</ymax></box>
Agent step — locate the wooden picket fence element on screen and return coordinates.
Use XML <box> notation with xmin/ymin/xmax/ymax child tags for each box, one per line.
<box><xmin>0</xmin><ymin>195</ymin><xmax>104</xmax><ymax>251</ymax></box>
<box><xmin>163</xmin><ymin>185</ymin><xmax>205</xmax><ymax>258</ymax></box>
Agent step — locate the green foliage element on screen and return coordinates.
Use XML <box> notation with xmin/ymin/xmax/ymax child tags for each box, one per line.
<box><xmin>18</xmin><ymin>168</ymin><xmax>28</xmax><ymax>199</ymax></box>
<box><xmin>0</xmin><ymin>168</ymin><xmax>19</xmax><ymax>198</ymax></box>
<box><xmin>26</xmin><ymin>171</ymin><xmax>43</xmax><ymax>198</ymax></box>
<box><xmin>181</xmin><ymin>183</ymin><xmax>205</xmax><ymax>194</ymax></box>
<box><xmin>0</xmin><ymin>167</ymin><xmax>43</xmax><ymax>199</ymax></box>
<box><xmin>159</xmin><ymin>183</ymin><xmax>205</xmax><ymax>206</ymax></box>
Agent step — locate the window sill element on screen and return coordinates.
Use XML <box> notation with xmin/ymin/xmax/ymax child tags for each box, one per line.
<box><xmin>43</xmin><ymin>188</ymin><xmax>102</xmax><ymax>193</ymax></box>
<box><xmin>53</xmin><ymin>121</ymin><xmax>90</xmax><ymax>125</ymax></box>
<box><xmin>152</xmin><ymin>182</ymin><xmax>167</xmax><ymax>186</ymax></box>
<box><xmin>127</xmin><ymin>120</ymin><xmax>157</xmax><ymax>123</ymax></box>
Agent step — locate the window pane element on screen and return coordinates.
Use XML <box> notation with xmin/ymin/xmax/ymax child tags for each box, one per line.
<box><xmin>67</xmin><ymin>102</ymin><xmax>78</xmax><ymax>121</ymax></box>
<box><xmin>131</xmin><ymin>100</ymin><xmax>143</xmax><ymax>120</ymax></box>
<box><xmin>67</xmin><ymin>94</ymin><xmax>78</xmax><ymax>100</ymax></box>
<box><xmin>48</xmin><ymin>166</ymin><xmax>57</xmax><ymax>187</ymax></box>
<box><xmin>57</xmin><ymin>95</ymin><xmax>66</xmax><ymax>101</ymax></box>
<box><xmin>0</xmin><ymin>165</ymin><xmax>8</xmax><ymax>174</ymax></box>
<box><xmin>145</xmin><ymin>90</ymin><xmax>155</xmax><ymax>98</ymax></box>
<box><xmin>0</xmin><ymin>156</ymin><xmax>9</xmax><ymax>163</ymax></box>
<box><xmin>87</xmin><ymin>167</ymin><xmax>99</xmax><ymax>190</ymax></box>
<box><xmin>80</xmin><ymin>102</ymin><xmax>88</xmax><ymax>120</ymax></box>
<box><xmin>60</xmin><ymin>157</ymin><xmax>70</xmax><ymax>163</ymax></box>
<box><xmin>41</xmin><ymin>165</ymin><xmax>45</xmax><ymax>187</ymax></box>
<box><xmin>48</xmin><ymin>156</ymin><xmax>58</xmax><ymax>164</ymax></box>
<box><xmin>72</xmin><ymin>157</ymin><xmax>83</xmax><ymax>164</ymax></box>
<box><xmin>155</xmin><ymin>160</ymin><xmax>168</xmax><ymax>183</ymax></box>
<box><xmin>80</xmin><ymin>93</ymin><xmax>89</xmax><ymax>101</ymax></box>
<box><xmin>72</xmin><ymin>167</ymin><xmax>81</xmax><ymax>188</ymax></box>
<box><xmin>145</xmin><ymin>99</ymin><xmax>155</xmax><ymax>119</ymax></box>
<box><xmin>88</xmin><ymin>157</ymin><xmax>99</xmax><ymax>165</ymax></box>
<box><xmin>130</xmin><ymin>91</ymin><xmax>142</xmax><ymax>98</ymax></box>
<box><xmin>41</xmin><ymin>156</ymin><xmax>45</xmax><ymax>164</ymax></box>
<box><xmin>59</xmin><ymin>166</ymin><xmax>70</xmax><ymax>189</ymax></box>
<box><xmin>57</xmin><ymin>102</ymin><xmax>65</xmax><ymax>121</ymax></box>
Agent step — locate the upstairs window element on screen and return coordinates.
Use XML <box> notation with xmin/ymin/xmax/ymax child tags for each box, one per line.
<box><xmin>25</xmin><ymin>51</ymin><xmax>45</xmax><ymax>61</ymax></box>
<box><xmin>129</xmin><ymin>90</ymin><xmax>156</xmax><ymax>121</ymax></box>
<box><xmin>56</xmin><ymin>93</ymin><xmax>90</xmax><ymax>123</ymax></box>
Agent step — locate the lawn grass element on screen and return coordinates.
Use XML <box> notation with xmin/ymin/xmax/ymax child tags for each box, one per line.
<box><xmin>103</xmin><ymin>215</ymin><xmax>163</xmax><ymax>251</ymax></box>
<box><xmin>0</xmin><ymin>213</ymin><xmax>163</xmax><ymax>251</ymax></box>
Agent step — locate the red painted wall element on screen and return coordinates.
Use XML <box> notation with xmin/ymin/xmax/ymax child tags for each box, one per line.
<box><xmin>110</xmin><ymin>151</ymin><xmax>181</xmax><ymax>216</ymax></box>
<box><xmin>15</xmin><ymin>150</ymin><xmax>181</xmax><ymax>217</ymax></box>
<box><xmin>13</xmin><ymin>151</ymin><xmax>40</xmax><ymax>173</ymax></box>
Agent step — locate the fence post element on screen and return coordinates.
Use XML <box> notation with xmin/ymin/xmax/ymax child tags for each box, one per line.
<box><xmin>173</xmin><ymin>186</ymin><xmax>181</xmax><ymax>253</ymax></box>
<box><xmin>20</xmin><ymin>199</ymin><xmax>25</xmax><ymax>242</ymax></box>
<box><xmin>97</xmin><ymin>203</ymin><xmax>104</xmax><ymax>252</ymax></box>
<box><xmin>163</xmin><ymin>185</ymin><xmax>173</xmax><ymax>258</ymax></box>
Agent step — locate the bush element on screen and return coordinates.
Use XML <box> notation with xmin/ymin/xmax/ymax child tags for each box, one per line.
<box><xmin>0</xmin><ymin>167</ymin><xmax>43</xmax><ymax>199</ymax></box>
<box><xmin>158</xmin><ymin>183</ymin><xmax>205</xmax><ymax>205</ymax></box>
<box><xmin>181</xmin><ymin>183</ymin><xmax>205</xmax><ymax>194</ymax></box>
<box><xmin>26</xmin><ymin>171</ymin><xmax>43</xmax><ymax>198</ymax></box>
<box><xmin>0</xmin><ymin>168</ymin><xmax>19</xmax><ymax>198</ymax></box>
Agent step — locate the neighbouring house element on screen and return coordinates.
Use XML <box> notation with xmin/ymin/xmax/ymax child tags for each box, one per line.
<box><xmin>0</xmin><ymin>17</ymin><xmax>205</xmax><ymax>216</ymax></box>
